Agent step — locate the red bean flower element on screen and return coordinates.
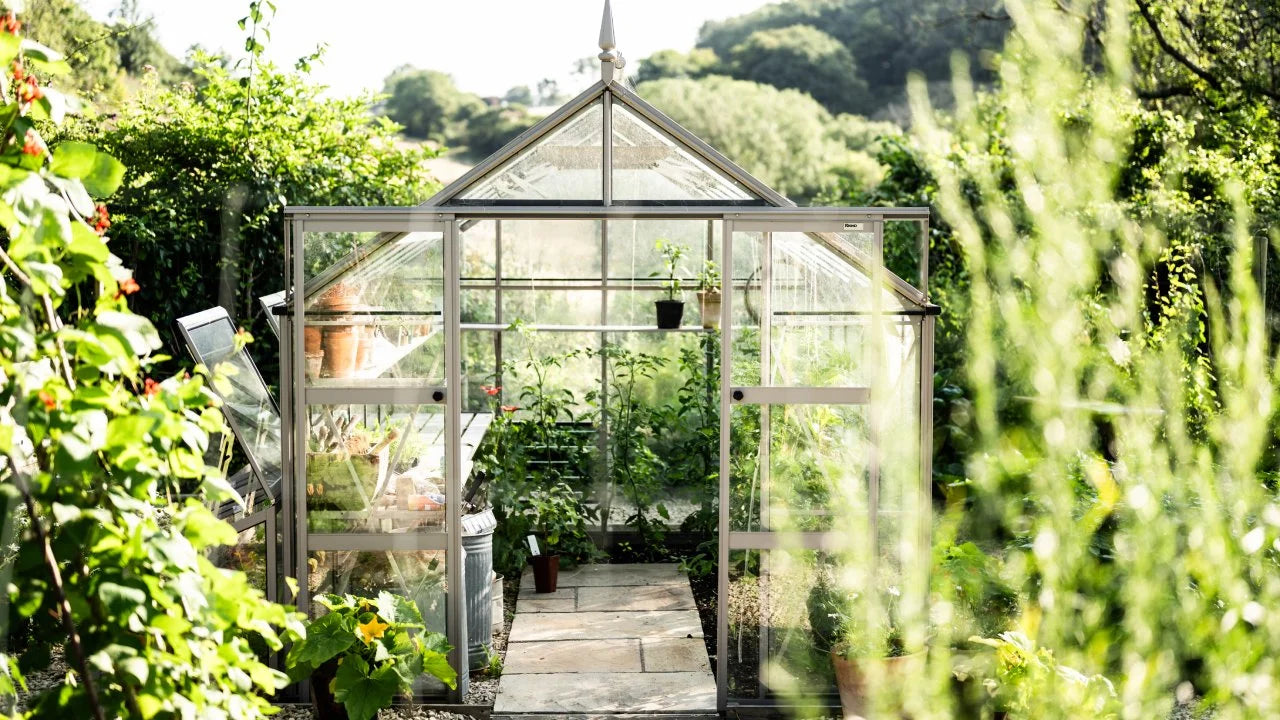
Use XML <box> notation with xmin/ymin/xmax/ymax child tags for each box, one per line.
<box><xmin>116</xmin><ymin>277</ymin><xmax>140</xmax><ymax>298</ymax></box>
<box><xmin>500</xmin><ymin>405</ymin><xmax>519</xmax><ymax>414</ymax></box>
<box><xmin>0</xmin><ymin>13</ymin><xmax>20</xmax><ymax>35</ymax></box>
<box><xmin>19</xmin><ymin>129</ymin><xmax>42</xmax><ymax>157</ymax></box>
<box><xmin>38</xmin><ymin>390</ymin><xmax>55</xmax><ymax>410</ymax></box>
<box><xmin>143</xmin><ymin>378</ymin><xmax>160</xmax><ymax>397</ymax></box>
<box><xmin>92</xmin><ymin>204</ymin><xmax>111</xmax><ymax>235</ymax></box>
<box><xmin>482</xmin><ymin>385</ymin><xmax>502</xmax><ymax>396</ymax></box>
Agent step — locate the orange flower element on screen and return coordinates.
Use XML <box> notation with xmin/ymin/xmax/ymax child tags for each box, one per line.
<box><xmin>482</xmin><ymin>385</ymin><xmax>501</xmax><ymax>396</ymax></box>
<box><xmin>143</xmin><ymin>378</ymin><xmax>160</xmax><ymax>397</ymax></box>
<box><xmin>17</xmin><ymin>75</ymin><xmax>41</xmax><ymax>103</ymax></box>
<box><xmin>115</xmin><ymin>277</ymin><xmax>139</xmax><ymax>299</ymax></box>
<box><xmin>92</xmin><ymin>204</ymin><xmax>111</xmax><ymax>235</ymax></box>
<box><xmin>500</xmin><ymin>405</ymin><xmax>519</xmax><ymax>413</ymax></box>
<box><xmin>19</xmin><ymin>129</ymin><xmax>42</xmax><ymax>157</ymax></box>
<box><xmin>38</xmin><ymin>390</ymin><xmax>55</xmax><ymax>410</ymax></box>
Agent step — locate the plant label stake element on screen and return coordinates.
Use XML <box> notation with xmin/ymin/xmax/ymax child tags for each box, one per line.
<box><xmin>527</xmin><ymin>535</ymin><xmax>541</xmax><ymax>557</ymax></box>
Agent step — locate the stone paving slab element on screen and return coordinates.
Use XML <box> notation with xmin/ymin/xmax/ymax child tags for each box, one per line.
<box><xmin>509</xmin><ymin>609</ymin><xmax>703</xmax><ymax>642</ymax></box>
<box><xmin>493</xmin><ymin>671</ymin><xmax>716</xmax><ymax>714</ymax></box>
<box><xmin>498</xmin><ymin>564</ymin><xmax>715</xmax><ymax>716</ymax></box>
<box><xmin>516</xmin><ymin>597</ymin><xmax>576</xmax><ymax>612</ymax></box>
<box><xmin>505</xmin><ymin>638</ymin><xmax>641</xmax><ymax>674</ymax></box>
<box><xmin>641</xmin><ymin>637</ymin><xmax>712</xmax><ymax>673</ymax></box>
<box><xmin>517</xmin><ymin>585</ymin><xmax>575</xmax><ymax>599</ymax></box>
<box><xmin>577</xmin><ymin>584</ymin><xmax>695</xmax><ymax>612</ymax></box>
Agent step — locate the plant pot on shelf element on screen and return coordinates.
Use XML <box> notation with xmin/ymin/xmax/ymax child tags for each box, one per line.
<box><xmin>831</xmin><ymin>650</ymin><xmax>925</xmax><ymax>720</ymax></box>
<box><xmin>309</xmin><ymin>657</ymin><xmax>349</xmax><ymax>720</ymax></box>
<box><xmin>304</xmin><ymin>325</ymin><xmax>323</xmax><ymax>355</ymax></box>
<box><xmin>317</xmin><ymin>282</ymin><xmax>361</xmax><ymax>313</ymax></box>
<box><xmin>697</xmin><ymin>289</ymin><xmax>722</xmax><ymax>329</ymax></box>
<box><xmin>320</xmin><ymin>324</ymin><xmax>359</xmax><ymax>378</ymax></box>
<box><xmin>655</xmin><ymin>299</ymin><xmax>685</xmax><ymax>329</ymax></box>
<box><xmin>355</xmin><ymin>324</ymin><xmax>376</xmax><ymax>370</ymax></box>
<box><xmin>530</xmin><ymin>553</ymin><xmax>559</xmax><ymax>593</ymax></box>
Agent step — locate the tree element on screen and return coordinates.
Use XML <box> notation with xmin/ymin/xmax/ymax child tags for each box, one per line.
<box><xmin>633</xmin><ymin>48</ymin><xmax>720</xmax><ymax>85</ymax></box>
<box><xmin>696</xmin><ymin>0</ymin><xmax>1010</xmax><ymax>115</ymax></box>
<box><xmin>503</xmin><ymin>84</ymin><xmax>533</xmax><ymax>106</ymax></box>
<box><xmin>637</xmin><ymin>75</ymin><xmax>880</xmax><ymax>201</ymax></box>
<box><xmin>382</xmin><ymin>66</ymin><xmax>485</xmax><ymax>142</ymax></box>
<box><xmin>728</xmin><ymin>25</ymin><xmax>868</xmax><ymax>114</ymax></box>
<box><xmin>21</xmin><ymin>0</ymin><xmax>123</xmax><ymax>100</ymax></box>
<box><xmin>465</xmin><ymin>105</ymin><xmax>539</xmax><ymax>157</ymax></box>
<box><xmin>65</xmin><ymin>53</ymin><xmax>440</xmax><ymax>380</ymax></box>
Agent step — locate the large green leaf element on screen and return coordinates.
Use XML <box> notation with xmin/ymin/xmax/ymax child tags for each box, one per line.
<box><xmin>286</xmin><ymin>612</ymin><xmax>356</xmax><ymax>678</ymax></box>
<box><xmin>49</xmin><ymin>142</ymin><xmax>97</xmax><ymax>180</ymax></box>
<box><xmin>82</xmin><ymin>152</ymin><xmax>125</xmax><ymax>198</ymax></box>
<box><xmin>333</xmin><ymin>655</ymin><xmax>399</xmax><ymax>720</ymax></box>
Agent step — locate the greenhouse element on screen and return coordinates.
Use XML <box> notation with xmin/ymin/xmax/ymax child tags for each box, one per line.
<box><xmin>269</xmin><ymin>16</ymin><xmax>937</xmax><ymax>713</ymax></box>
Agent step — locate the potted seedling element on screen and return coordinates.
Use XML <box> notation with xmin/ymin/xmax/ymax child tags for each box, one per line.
<box><xmin>525</xmin><ymin>481</ymin><xmax>592</xmax><ymax>592</ymax></box>
<box><xmin>651</xmin><ymin>239</ymin><xmax>687</xmax><ymax>329</ymax></box>
<box><xmin>696</xmin><ymin>260</ymin><xmax>722</xmax><ymax>329</ymax></box>
<box><xmin>808</xmin><ymin>573</ymin><xmax>924</xmax><ymax>719</ymax></box>
<box><xmin>287</xmin><ymin>591</ymin><xmax>457</xmax><ymax>720</ymax></box>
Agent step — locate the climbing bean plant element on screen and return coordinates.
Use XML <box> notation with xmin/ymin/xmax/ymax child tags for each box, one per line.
<box><xmin>0</xmin><ymin>11</ymin><xmax>302</xmax><ymax>719</ymax></box>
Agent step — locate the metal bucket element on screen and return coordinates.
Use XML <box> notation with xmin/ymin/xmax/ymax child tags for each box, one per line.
<box><xmin>462</xmin><ymin>509</ymin><xmax>497</xmax><ymax>670</ymax></box>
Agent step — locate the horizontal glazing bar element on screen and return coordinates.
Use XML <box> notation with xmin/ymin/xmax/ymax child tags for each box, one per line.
<box><xmin>283</xmin><ymin>206</ymin><xmax>930</xmax><ymax>222</ymax></box>
<box><xmin>307</xmin><ymin>532</ymin><xmax>448</xmax><ymax>552</ymax></box>
<box><xmin>727</xmin><ymin>531</ymin><xmax>860</xmax><ymax>551</ymax></box>
<box><xmin>305</xmin><ymin>384</ymin><xmax>447</xmax><ymax>406</ymax></box>
<box><xmin>731</xmin><ymin>386</ymin><xmax>870</xmax><ymax>405</ymax></box>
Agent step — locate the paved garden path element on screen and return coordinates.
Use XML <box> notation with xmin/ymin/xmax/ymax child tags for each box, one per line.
<box><xmin>493</xmin><ymin>563</ymin><xmax>717</xmax><ymax>719</ymax></box>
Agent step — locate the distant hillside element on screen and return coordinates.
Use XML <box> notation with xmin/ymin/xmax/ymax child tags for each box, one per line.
<box><xmin>686</xmin><ymin>0</ymin><xmax>1010</xmax><ymax>118</ymax></box>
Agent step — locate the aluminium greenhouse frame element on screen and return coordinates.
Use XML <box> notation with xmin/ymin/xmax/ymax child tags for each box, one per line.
<box><xmin>281</xmin><ymin>203</ymin><xmax>935</xmax><ymax>710</ymax></box>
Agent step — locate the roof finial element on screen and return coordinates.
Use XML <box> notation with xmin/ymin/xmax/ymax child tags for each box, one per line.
<box><xmin>599</xmin><ymin>0</ymin><xmax>618</xmax><ymax>83</ymax></box>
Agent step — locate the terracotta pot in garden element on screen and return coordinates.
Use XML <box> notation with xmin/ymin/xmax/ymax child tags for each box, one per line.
<box><xmin>321</xmin><ymin>325</ymin><xmax>359</xmax><ymax>378</ymax></box>
<box><xmin>831</xmin><ymin>650</ymin><xmax>924</xmax><ymax>720</ymax></box>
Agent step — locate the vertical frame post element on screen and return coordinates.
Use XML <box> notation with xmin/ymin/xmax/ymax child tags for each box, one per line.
<box><xmin>444</xmin><ymin>217</ymin><xmax>468</xmax><ymax>700</ymax></box>
<box><xmin>602</xmin><ymin>91</ymin><xmax>613</xmax><ymax>207</ymax></box>
<box><xmin>290</xmin><ymin>217</ymin><xmax>309</xmax><ymax>616</ymax></box>
<box><xmin>599</xmin><ymin>218</ymin><xmax>610</xmax><ymax>537</ymax></box>
<box><xmin>716</xmin><ymin>218</ymin><xmax>733</xmax><ymax>712</ymax></box>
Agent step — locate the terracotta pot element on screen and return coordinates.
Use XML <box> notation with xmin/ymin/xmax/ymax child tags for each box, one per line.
<box><xmin>321</xmin><ymin>325</ymin><xmax>359</xmax><ymax>378</ymax></box>
<box><xmin>698</xmin><ymin>290</ymin><xmax>722</xmax><ymax>329</ymax></box>
<box><xmin>305</xmin><ymin>352</ymin><xmax>323</xmax><ymax>377</ymax></box>
<box><xmin>309</xmin><ymin>657</ymin><xmax>349</xmax><ymax>720</ymax></box>
<box><xmin>831</xmin><ymin>650</ymin><xmax>924</xmax><ymax>720</ymax></box>
<box><xmin>304</xmin><ymin>325</ymin><xmax>323</xmax><ymax>355</ymax></box>
<box><xmin>317</xmin><ymin>282</ymin><xmax>361</xmax><ymax>313</ymax></box>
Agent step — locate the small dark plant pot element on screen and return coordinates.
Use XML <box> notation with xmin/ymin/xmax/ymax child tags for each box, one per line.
<box><xmin>655</xmin><ymin>299</ymin><xmax>685</xmax><ymax>329</ymax></box>
<box><xmin>531</xmin><ymin>554</ymin><xmax>560</xmax><ymax>593</ymax></box>
<box><xmin>310</xmin><ymin>658</ymin><xmax>349</xmax><ymax>720</ymax></box>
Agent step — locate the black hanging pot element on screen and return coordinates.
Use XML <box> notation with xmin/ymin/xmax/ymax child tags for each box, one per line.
<box><xmin>655</xmin><ymin>299</ymin><xmax>685</xmax><ymax>329</ymax></box>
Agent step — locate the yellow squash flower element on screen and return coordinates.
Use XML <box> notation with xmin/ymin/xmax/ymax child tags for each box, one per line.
<box><xmin>357</xmin><ymin>616</ymin><xmax>391</xmax><ymax>645</ymax></box>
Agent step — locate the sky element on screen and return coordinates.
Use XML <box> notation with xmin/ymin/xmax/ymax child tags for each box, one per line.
<box><xmin>80</xmin><ymin>0</ymin><xmax>769</xmax><ymax>99</ymax></box>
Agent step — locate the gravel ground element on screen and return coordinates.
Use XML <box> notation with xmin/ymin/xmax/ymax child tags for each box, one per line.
<box><xmin>462</xmin><ymin>573</ymin><xmax>518</xmax><ymax>708</ymax></box>
<box><xmin>273</xmin><ymin>705</ymin><xmax>473</xmax><ymax>719</ymax></box>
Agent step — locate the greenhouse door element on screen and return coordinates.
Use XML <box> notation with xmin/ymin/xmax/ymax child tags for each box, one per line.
<box><xmin>716</xmin><ymin>217</ymin><xmax>932</xmax><ymax>711</ymax></box>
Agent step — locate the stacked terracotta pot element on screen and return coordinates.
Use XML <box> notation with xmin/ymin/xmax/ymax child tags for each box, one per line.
<box><xmin>313</xmin><ymin>283</ymin><xmax>361</xmax><ymax>378</ymax></box>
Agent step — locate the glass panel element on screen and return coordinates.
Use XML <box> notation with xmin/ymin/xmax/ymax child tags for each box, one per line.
<box><xmin>597</xmin><ymin>333</ymin><xmax>719</xmax><ymax>533</ymax></box>
<box><xmin>884</xmin><ymin>219</ymin><xmax>925</xmax><ymax>294</ymax></box>
<box><xmin>606</xmin><ymin>219</ymin><xmax>718</xmax><ymax>282</ymax></box>
<box><xmin>501</xmin><ymin>219</ymin><xmax>601</xmax><ymax>284</ymax></box>
<box><xmin>730</xmin><ymin>404</ymin><xmax>871</xmax><ymax>533</ymax></box>
<box><xmin>189</xmin><ymin>316</ymin><xmax>282</xmax><ymax>491</ymax></box>
<box><xmin>307</xmin><ymin>549</ymin><xmax>453</xmax><ymax>696</ymax></box>
<box><xmin>727</xmin><ymin>548</ymin><xmax>927</xmax><ymax>709</ymax></box>
<box><xmin>303</xmin><ymin>231</ymin><xmax>381</xmax><ymax>283</ymax></box>
<box><xmin>611</xmin><ymin>103</ymin><xmax>755</xmax><ymax>202</ymax></box>
<box><xmin>303</xmin><ymin>231</ymin><xmax>443</xmax><ymax>384</ymax></box>
<box><xmin>731</xmin><ymin>230</ymin><xmax>914</xmax><ymax>387</ymax></box>
<box><xmin>460</xmin><ymin>101</ymin><xmax>604</xmax><ymax>201</ymax></box>
<box><xmin>209</xmin><ymin>523</ymin><xmax>267</xmax><ymax>592</ymax></box>
<box><xmin>305</xmin><ymin>403</ymin><xmax>449</xmax><ymax>534</ymax></box>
